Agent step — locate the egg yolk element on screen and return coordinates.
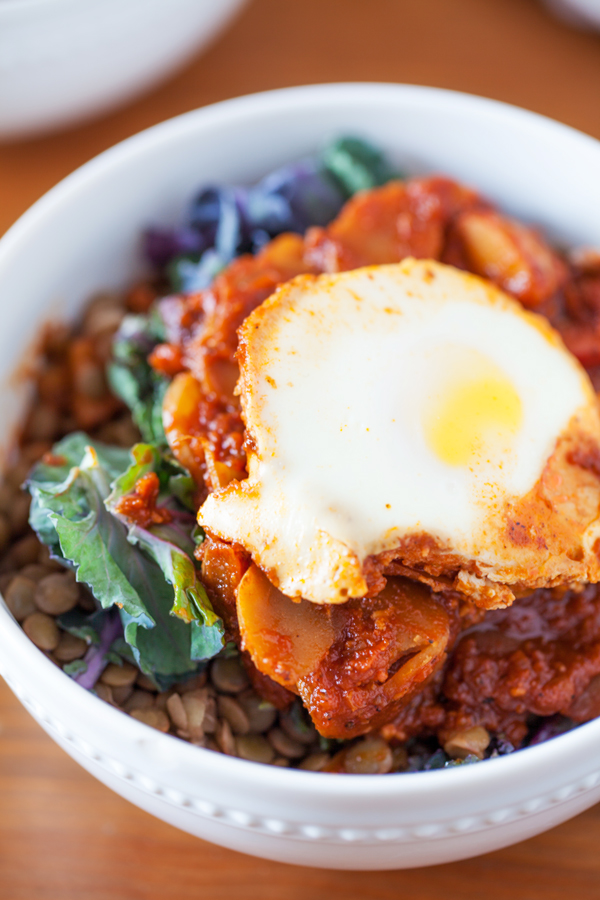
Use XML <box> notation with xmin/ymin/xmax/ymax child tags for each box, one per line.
<box><xmin>424</xmin><ymin>346</ymin><xmax>523</xmax><ymax>467</ymax></box>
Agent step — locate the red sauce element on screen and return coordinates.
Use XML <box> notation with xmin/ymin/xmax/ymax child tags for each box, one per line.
<box><xmin>157</xmin><ymin>176</ymin><xmax>600</xmax><ymax>744</ymax></box>
<box><xmin>113</xmin><ymin>472</ymin><xmax>173</xmax><ymax>529</ymax></box>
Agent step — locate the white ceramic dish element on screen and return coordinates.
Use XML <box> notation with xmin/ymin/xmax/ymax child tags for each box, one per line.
<box><xmin>0</xmin><ymin>0</ymin><xmax>247</xmax><ymax>139</ymax></box>
<box><xmin>543</xmin><ymin>0</ymin><xmax>600</xmax><ymax>28</ymax></box>
<box><xmin>2</xmin><ymin>84</ymin><xmax>600</xmax><ymax>870</ymax></box>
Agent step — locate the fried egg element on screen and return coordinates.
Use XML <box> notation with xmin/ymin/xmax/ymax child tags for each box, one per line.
<box><xmin>198</xmin><ymin>258</ymin><xmax>600</xmax><ymax>607</ymax></box>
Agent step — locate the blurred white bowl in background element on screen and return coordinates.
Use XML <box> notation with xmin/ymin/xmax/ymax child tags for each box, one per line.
<box><xmin>0</xmin><ymin>0</ymin><xmax>248</xmax><ymax>140</ymax></box>
<box><xmin>542</xmin><ymin>0</ymin><xmax>600</xmax><ymax>28</ymax></box>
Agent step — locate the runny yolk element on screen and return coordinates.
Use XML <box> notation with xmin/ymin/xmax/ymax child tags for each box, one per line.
<box><xmin>423</xmin><ymin>348</ymin><xmax>523</xmax><ymax>467</ymax></box>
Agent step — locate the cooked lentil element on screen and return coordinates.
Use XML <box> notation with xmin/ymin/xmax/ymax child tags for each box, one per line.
<box><xmin>443</xmin><ymin>726</ymin><xmax>491</xmax><ymax>760</ymax></box>
<box><xmin>124</xmin><ymin>690</ymin><xmax>155</xmax><ymax>713</ymax></box>
<box><xmin>298</xmin><ymin>752</ymin><xmax>331</xmax><ymax>772</ymax></box>
<box><xmin>22</xmin><ymin>611</ymin><xmax>60</xmax><ymax>651</ymax></box>
<box><xmin>215</xmin><ymin>718</ymin><xmax>236</xmax><ymax>756</ymax></box>
<box><xmin>210</xmin><ymin>656</ymin><xmax>249</xmax><ymax>694</ymax></box>
<box><xmin>166</xmin><ymin>692</ymin><xmax>189</xmax><ymax>733</ymax></box>
<box><xmin>53</xmin><ymin>632</ymin><xmax>88</xmax><ymax>662</ymax></box>
<box><xmin>100</xmin><ymin>662</ymin><xmax>138</xmax><ymax>688</ymax></box>
<box><xmin>237</xmin><ymin>691</ymin><xmax>277</xmax><ymax>734</ymax></box>
<box><xmin>217</xmin><ymin>694</ymin><xmax>250</xmax><ymax>735</ymax></box>
<box><xmin>181</xmin><ymin>690</ymin><xmax>210</xmax><ymax>741</ymax></box>
<box><xmin>4</xmin><ymin>575</ymin><xmax>37</xmax><ymax>621</ymax></box>
<box><xmin>267</xmin><ymin>727</ymin><xmax>306</xmax><ymax>760</ymax></box>
<box><xmin>34</xmin><ymin>572</ymin><xmax>79</xmax><ymax>615</ymax></box>
<box><xmin>111</xmin><ymin>684</ymin><xmax>134</xmax><ymax>706</ymax></box>
<box><xmin>280</xmin><ymin>703</ymin><xmax>318</xmax><ymax>745</ymax></box>
<box><xmin>236</xmin><ymin>734</ymin><xmax>275</xmax><ymax>764</ymax></box>
<box><xmin>130</xmin><ymin>708</ymin><xmax>170</xmax><ymax>732</ymax></box>
<box><xmin>341</xmin><ymin>738</ymin><xmax>394</xmax><ymax>775</ymax></box>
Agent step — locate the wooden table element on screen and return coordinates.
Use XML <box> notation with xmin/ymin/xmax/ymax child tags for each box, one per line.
<box><xmin>3</xmin><ymin>0</ymin><xmax>600</xmax><ymax>895</ymax></box>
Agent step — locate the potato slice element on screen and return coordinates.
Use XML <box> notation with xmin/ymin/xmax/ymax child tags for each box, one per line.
<box><xmin>236</xmin><ymin>564</ymin><xmax>335</xmax><ymax>690</ymax></box>
<box><xmin>297</xmin><ymin>577</ymin><xmax>451</xmax><ymax>738</ymax></box>
<box><xmin>237</xmin><ymin>565</ymin><xmax>450</xmax><ymax>737</ymax></box>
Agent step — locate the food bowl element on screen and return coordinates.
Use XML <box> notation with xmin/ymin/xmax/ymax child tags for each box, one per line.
<box><xmin>2</xmin><ymin>83</ymin><xmax>600</xmax><ymax>870</ymax></box>
<box><xmin>542</xmin><ymin>0</ymin><xmax>600</xmax><ymax>28</ymax></box>
<box><xmin>0</xmin><ymin>0</ymin><xmax>247</xmax><ymax>139</ymax></box>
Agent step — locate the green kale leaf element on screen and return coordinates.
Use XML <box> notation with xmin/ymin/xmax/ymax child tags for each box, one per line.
<box><xmin>26</xmin><ymin>434</ymin><xmax>223</xmax><ymax>685</ymax></box>
<box><xmin>107</xmin><ymin>310</ymin><xmax>168</xmax><ymax>445</ymax></box>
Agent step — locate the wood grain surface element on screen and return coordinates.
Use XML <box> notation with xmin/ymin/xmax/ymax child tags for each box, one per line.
<box><xmin>3</xmin><ymin>0</ymin><xmax>600</xmax><ymax>896</ymax></box>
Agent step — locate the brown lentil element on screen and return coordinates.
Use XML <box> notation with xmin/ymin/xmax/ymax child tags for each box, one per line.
<box><xmin>236</xmin><ymin>734</ymin><xmax>275</xmax><ymax>765</ymax></box>
<box><xmin>53</xmin><ymin>632</ymin><xmax>88</xmax><ymax>662</ymax></box>
<box><xmin>94</xmin><ymin>683</ymin><xmax>116</xmax><ymax>705</ymax></box>
<box><xmin>100</xmin><ymin>662</ymin><xmax>138</xmax><ymax>688</ymax></box>
<box><xmin>211</xmin><ymin>655</ymin><xmax>249</xmax><ymax>693</ymax></box>
<box><xmin>130</xmin><ymin>708</ymin><xmax>170</xmax><ymax>733</ymax></box>
<box><xmin>154</xmin><ymin>690</ymin><xmax>174</xmax><ymax>712</ymax></box>
<box><xmin>267</xmin><ymin>727</ymin><xmax>306</xmax><ymax>760</ymax></box>
<box><xmin>136</xmin><ymin>672</ymin><xmax>158</xmax><ymax>692</ymax></box>
<box><xmin>237</xmin><ymin>691</ymin><xmax>277</xmax><ymax>734</ymax></box>
<box><xmin>203</xmin><ymin>695</ymin><xmax>218</xmax><ymax>733</ymax></box>
<box><xmin>111</xmin><ymin>684</ymin><xmax>134</xmax><ymax>706</ymax></box>
<box><xmin>215</xmin><ymin>718</ymin><xmax>237</xmax><ymax>756</ymax></box>
<box><xmin>4</xmin><ymin>575</ymin><xmax>37</xmax><ymax>621</ymax></box>
<box><xmin>299</xmin><ymin>752</ymin><xmax>331</xmax><ymax>772</ymax></box>
<box><xmin>35</xmin><ymin>572</ymin><xmax>79</xmax><ymax>615</ymax></box>
<box><xmin>123</xmin><ymin>690</ymin><xmax>155</xmax><ymax>713</ymax></box>
<box><xmin>175</xmin><ymin>672</ymin><xmax>208</xmax><ymax>693</ymax></box>
<box><xmin>343</xmin><ymin>737</ymin><xmax>393</xmax><ymax>775</ymax></box>
<box><xmin>181</xmin><ymin>690</ymin><xmax>211</xmax><ymax>740</ymax></box>
<box><xmin>8</xmin><ymin>494</ymin><xmax>32</xmax><ymax>536</ymax></box>
<box><xmin>443</xmin><ymin>726</ymin><xmax>491</xmax><ymax>760</ymax></box>
<box><xmin>9</xmin><ymin>534</ymin><xmax>40</xmax><ymax>568</ymax></box>
<box><xmin>280</xmin><ymin>702</ymin><xmax>318</xmax><ymax>745</ymax></box>
<box><xmin>22</xmin><ymin>611</ymin><xmax>60</xmax><ymax>650</ymax></box>
<box><xmin>19</xmin><ymin>563</ymin><xmax>53</xmax><ymax>583</ymax></box>
<box><xmin>166</xmin><ymin>693</ymin><xmax>189</xmax><ymax>732</ymax></box>
<box><xmin>217</xmin><ymin>694</ymin><xmax>250</xmax><ymax>735</ymax></box>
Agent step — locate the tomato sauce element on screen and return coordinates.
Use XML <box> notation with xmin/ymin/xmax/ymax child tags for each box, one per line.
<box><xmin>153</xmin><ymin>175</ymin><xmax>600</xmax><ymax>745</ymax></box>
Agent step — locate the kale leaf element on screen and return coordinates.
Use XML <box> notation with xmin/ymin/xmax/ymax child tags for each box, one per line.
<box><xmin>106</xmin><ymin>443</ymin><xmax>224</xmax><ymax>659</ymax></box>
<box><xmin>107</xmin><ymin>310</ymin><xmax>168</xmax><ymax>445</ymax></box>
<box><xmin>26</xmin><ymin>434</ymin><xmax>224</xmax><ymax>686</ymax></box>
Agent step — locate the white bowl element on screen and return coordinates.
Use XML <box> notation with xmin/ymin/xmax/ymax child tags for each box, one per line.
<box><xmin>0</xmin><ymin>0</ymin><xmax>247</xmax><ymax>139</ymax></box>
<box><xmin>2</xmin><ymin>84</ymin><xmax>600</xmax><ymax>870</ymax></box>
<box><xmin>542</xmin><ymin>0</ymin><xmax>600</xmax><ymax>27</ymax></box>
